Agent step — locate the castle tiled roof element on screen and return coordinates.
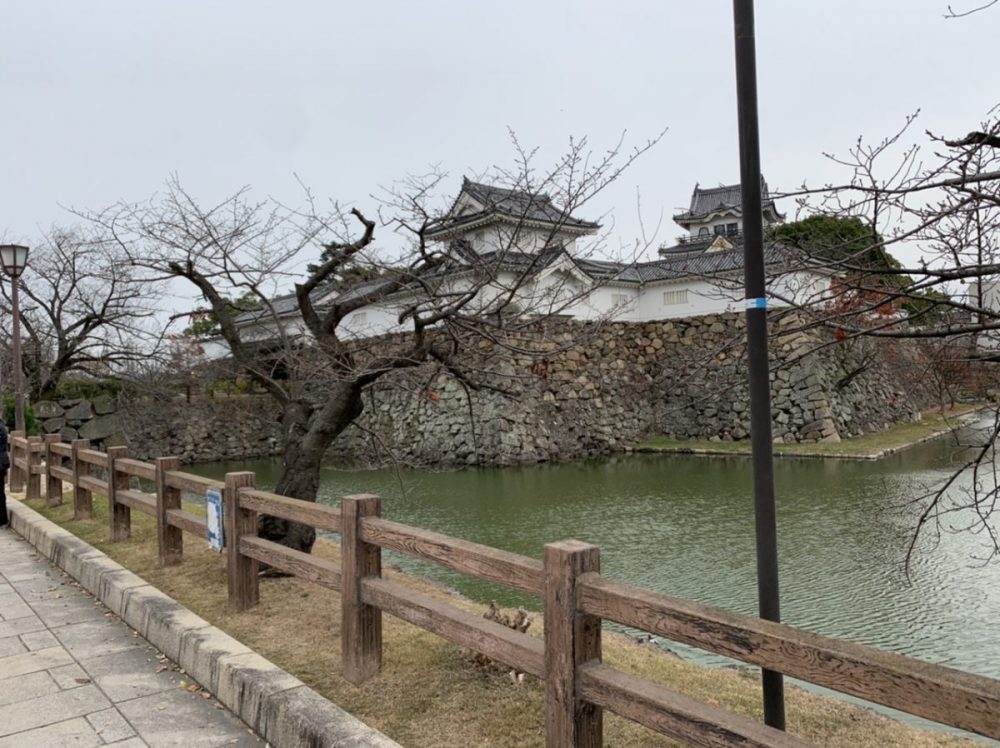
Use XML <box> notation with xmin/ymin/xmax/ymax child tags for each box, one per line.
<box><xmin>577</xmin><ymin>237</ymin><xmax>795</xmax><ymax>285</ymax></box>
<box><xmin>425</xmin><ymin>178</ymin><xmax>600</xmax><ymax>239</ymax></box>
<box><xmin>673</xmin><ymin>179</ymin><xmax>783</xmax><ymax>225</ymax></box>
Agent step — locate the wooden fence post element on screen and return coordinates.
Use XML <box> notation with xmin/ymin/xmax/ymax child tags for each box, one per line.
<box><xmin>26</xmin><ymin>435</ymin><xmax>43</xmax><ymax>500</ymax></box>
<box><xmin>9</xmin><ymin>430</ymin><xmax>25</xmax><ymax>494</ymax></box>
<box><xmin>154</xmin><ymin>456</ymin><xmax>183</xmax><ymax>566</ymax></box>
<box><xmin>341</xmin><ymin>494</ymin><xmax>383</xmax><ymax>685</ymax></box>
<box><xmin>44</xmin><ymin>434</ymin><xmax>62</xmax><ymax>506</ymax></box>
<box><xmin>224</xmin><ymin>471</ymin><xmax>259</xmax><ymax>611</ymax></box>
<box><xmin>544</xmin><ymin>539</ymin><xmax>603</xmax><ymax>748</ymax></box>
<box><xmin>106</xmin><ymin>446</ymin><xmax>130</xmax><ymax>541</ymax></box>
<box><xmin>71</xmin><ymin>438</ymin><xmax>92</xmax><ymax>520</ymax></box>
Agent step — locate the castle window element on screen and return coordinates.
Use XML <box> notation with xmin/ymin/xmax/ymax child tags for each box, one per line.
<box><xmin>353</xmin><ymin>312</ymin><xmax>368</xmax><ymax>326</ymax></box>
<box><xmin>714</xmin><ymin>224</ymin><xmax>725</xmax><ymax>236</ymax></box>
<box><xmin>663</xmin><ymin>289</ymin><xmax>688</xmax><ymax>306</ymax></box>
<box><xmin>727</xmin><ymin>223</ymin><xmax>738</xmax><ymax>235</ymax></box>
<box><xmin>611</xmin><ymin>293</ymin><xmax>631</xmax><ymax>307</ymax></box>
<box><xmin>698</xmin><ymin>227</ymin><xmax>710</xmax><ymax>237</ymax></box>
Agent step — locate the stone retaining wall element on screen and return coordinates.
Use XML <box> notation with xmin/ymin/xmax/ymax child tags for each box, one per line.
<box><xmin>329</xmin><ymin>313</ymin><xmax>938</xmax><ymax>465</ymax></box>
<box><xmin>45</xmin><ymin>313</ymin><xmax>939</xmax><ymax>466</ymax></box>
<box><xmin>35</xmin><ymin>395</ymin><xmax>123</xmax><ymax>444</ymax></box>
<box><xmin>115</xmin><ymin>398</ymin><xmax>283</xmax><ymax>463</ymax></box>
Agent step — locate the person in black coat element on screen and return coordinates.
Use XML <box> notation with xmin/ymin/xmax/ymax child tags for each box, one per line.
<box><xmin>0</xmin><ymin>418</ymin><xmax>8</xmax><ymax>527</ymax></box>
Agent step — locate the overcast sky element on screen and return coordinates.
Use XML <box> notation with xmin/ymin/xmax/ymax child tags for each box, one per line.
<box><xmin>1</xmin><ymin>0</ymin><xmax>996</xmax><ymax>274</ymax></box>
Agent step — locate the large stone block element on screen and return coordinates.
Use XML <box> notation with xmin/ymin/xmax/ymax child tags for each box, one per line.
<box><xmin>79</xmin><ymin>414</ymin><xmax>120</xmax><ymax>441</ymax></box>
<box><xmin>93</xmin><ymin>395</ymin><xmax>116</xmax><ymax>415</ymax></box>
<box><xmin>42</xmin><ymin>417</ymin><xmax>66</xmax><ymax>433</ymax></box>
<box><xmin>64</xmin><ymin>400</ymin><xmax>93</xmax><ymax>420</ymax></box>
<box><xmin>34</xmin><ymin>400</ymin><xmax>65</xmax><ymax>419</ymax></box>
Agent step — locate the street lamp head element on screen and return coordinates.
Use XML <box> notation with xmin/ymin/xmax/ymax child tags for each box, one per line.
<box><xmin>0</xmin><ymin>244</ymin><xmax>29</xmax><ymax>278</ymax></box>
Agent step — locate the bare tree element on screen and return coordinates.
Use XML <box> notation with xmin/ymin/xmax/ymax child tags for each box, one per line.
<box><xmin>0</xmin><ymin>227</ymin><xmax>163</xmax><ymax>402</ymax></box>
<box><xmin>751</xmin><ymin>110</ymin><xmax>1000</xmax><ymax>566</ymax></box>
<box><xmin>87</xmin><ymin>135</ymin><xmax>660</xmax><ymax>552</ymax></box>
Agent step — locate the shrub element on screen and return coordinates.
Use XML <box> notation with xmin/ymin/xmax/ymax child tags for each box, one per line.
<box><xmin>3</xmin><ymin>394</ymin><xmax>39</xmax><ymax>435</ymax></box>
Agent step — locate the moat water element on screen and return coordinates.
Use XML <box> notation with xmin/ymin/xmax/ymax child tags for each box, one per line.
<box><xmin>190</xmin><ymin>417</ymin><xmax>1000</xmax><ymax>733</ymax></box>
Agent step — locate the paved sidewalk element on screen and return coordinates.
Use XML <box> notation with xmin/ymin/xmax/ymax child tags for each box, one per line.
<box><xmin>0</xmin><ymin>527</ymin><xmax>266</xmax><ymax>747</ymax></box>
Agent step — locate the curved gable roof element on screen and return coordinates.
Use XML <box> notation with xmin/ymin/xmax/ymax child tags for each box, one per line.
<box><xmin>425</xmin><ymin>178</ymin><xmax>600</xmax><ymax>239</ymax></box>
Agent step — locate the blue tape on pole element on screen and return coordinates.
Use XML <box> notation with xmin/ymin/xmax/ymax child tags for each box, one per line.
<box><xmin>745</xmin><ymin>297</ymin><xmax>768</xmax><ymax>310</ymax></box>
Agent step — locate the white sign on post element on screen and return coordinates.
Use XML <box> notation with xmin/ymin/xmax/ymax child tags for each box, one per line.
<box><xmin>205</xmin><ymin>488</ymin><xmax>224</xmax><ymax>553</ymax></box>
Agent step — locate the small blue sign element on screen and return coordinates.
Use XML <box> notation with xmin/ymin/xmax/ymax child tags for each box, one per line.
<box><xmin>206</xmin><ymin>489</ymin><xmax>224</xmax><ymax>553</ymax></box>
<box><xmin>745</xmin><ymin>297</ymin><xmax>768</xmax><ymax>310</ymax></box>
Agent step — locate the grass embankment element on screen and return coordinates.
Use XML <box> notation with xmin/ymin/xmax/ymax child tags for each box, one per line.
<box><xmin>635</xmin><ymin>404</ymin><xmax>987</xmax><ymax>459</ymax></box>
<box><xmin>24</xmin><ymin>495</ymin><xmax>974</xmax><ymax>747</ymax></box>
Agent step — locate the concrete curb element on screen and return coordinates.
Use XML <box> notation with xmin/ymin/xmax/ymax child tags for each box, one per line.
<box><xmin>8</xmin><ymin>500</ymin><xmax>401</xmax><ymax>748</ymax></box>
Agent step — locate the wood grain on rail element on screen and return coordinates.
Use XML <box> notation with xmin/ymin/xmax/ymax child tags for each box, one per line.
<box><xmin>165</xmin><ymin>470</ymin><xmax>224</xmax><ymax>494</ymax></box>
<box><xmin>114</xmin><ymin>458</ymin><xmax>156</xmax><ymax>481</ymax></box>
<box><xmin>77</xmin><ymin>448</ymin><xmax>108</xmax><ymax>468</ymax></box>
<box><xmin>578</xmin><ymin>576</ymin><xmax>1000</xmax><ymax>739</ymax></box>
<box><xmin>166</xmin><ymin>508</ymin><xmax>208</xmax><ymax>536</ymax></box>
<box><xmin>239</xmin><ymin>536</ymin><xmax>342</xmax><ymax>590</ymax></box>
<box><xmin>77</xmin><ymin>475</ymin><xmax>108</xmax><ymax>495</ymax></box>
<box><xmin>238</xmin><ymin>489</ymin><xmax>342</xmax><ymax>533</ymax></box>
<box><xmin>361</xmin><ymin>577</ymin><xmax>544</xmax><ymax>678</ymax></box>
<box><xmin>360</xmin><ymin>517</ymin><xmax>543</xmax><ymax>596</ymax></box>
<box><xmin>116</xmin><ymin>489</ymin><xmax>156</xmax><ymax>515</ymax></box>
<box><xmin>48</xmin><ymin>442</ymin><xmax>73</xmax><ymax>457</ymax></box>
<box><xmin>48</xmin><ymin>465</ymin><xmax>74</xmax><ymax>482</ymax></box>
<box><xmin>579</xmin><ymin>663</ymin><xmax>812</xmax><ymax>748</ymax></box>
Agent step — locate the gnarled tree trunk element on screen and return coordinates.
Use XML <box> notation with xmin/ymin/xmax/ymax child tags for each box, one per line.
<box><xmin>258</xmin><ymin>384</ymin><xmax>365</xmax><ymax>553</ymax></box>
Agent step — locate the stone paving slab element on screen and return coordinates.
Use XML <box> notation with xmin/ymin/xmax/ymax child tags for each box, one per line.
<box><xmin>0</xmin><ymin>716</ymin><xmax>103</xmax><ymax>748</ymax></box>
<box><xmin>6</xmin><ymin>499</ymin><xmax>402</xmax><ymax>748</ymax></box>
<box><xmin>0</xmin><ymin>670</ymin><xmax>60</xmax><ymax>708</ymax></box>
<box><xmin>0</xmin><ymin>528</ymin><xmax>264</xmax><ymax>748</ymax></box>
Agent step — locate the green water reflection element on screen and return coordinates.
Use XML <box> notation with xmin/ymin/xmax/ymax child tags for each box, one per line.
<box><xmin>190</xmin><ymin>422</ymin><xmax>1000</xmax><ymax>682</ymax></box>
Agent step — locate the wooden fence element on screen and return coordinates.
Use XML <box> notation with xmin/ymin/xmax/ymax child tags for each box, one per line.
<box><xmin>9</xmin><ymin>432</ymin><xmax>1000</xmax><ymax>747</ymax></box>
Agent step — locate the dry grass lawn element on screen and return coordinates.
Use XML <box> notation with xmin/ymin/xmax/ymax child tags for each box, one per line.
<box><xmin>22</xmin><ymin>494</ymin><xmax>977</xmax><ymax>747</ymax></box>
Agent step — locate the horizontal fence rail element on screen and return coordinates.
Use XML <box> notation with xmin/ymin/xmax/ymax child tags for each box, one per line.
<box><xmin>240</xmin><ymin>535</ymin><xmax>342</xmax><ymax>590</ymax></box>
<box><xmin>362</xmin><ymin>576</ymin><xmax>545</xmax><ymax>679</ymax></box>
<box><xmin>165</xmin><ymin>470</ymin><xmax>223</xmax><ymax>494</ymax></box>
<box><xmin>577</xmin><ymin>576</ymin><xmax>1000</xmax><ymax>738</ymax></box>
<box><xmin>115</xmin><ymin>489</ymin><xmax>156</xmax><ymax>513</ymax></box>
<box><xmin>239</xmin><ymin>488</ymin><xmax>342</xmax><ymax>533</ymax></box>
<box><xmin>114</xmin><ymin>458</ymin><xmax>156</xmax><ymax>481</ymax></box>
<box><xmin>77</xmin><ymin>448</ymin><xmax>108</xmax><ymax>468</ymax></box>
<box><xmin>359</xmin><ymin>516</ymin><xmax>544</xmax><ymax>596</ymax></box>
<box><xmin>11</xmin><ymin>434</ymin><xmax>1000</xmax><ymax>747</ymax></box>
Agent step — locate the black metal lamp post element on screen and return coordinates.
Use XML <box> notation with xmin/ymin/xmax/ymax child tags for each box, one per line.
<box><xmin>0</xmin><ymin>244</ymin><xmax>30</xmax><ymax>432</ymax></box>
<box><xmin>732</xmin><ymin>0</ymin><xmax>786</xmax><ymax>730</ymax></box>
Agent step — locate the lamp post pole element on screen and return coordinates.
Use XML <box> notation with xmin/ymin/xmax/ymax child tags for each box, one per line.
<box><xmin>10</xmin><ymin>276</ymin><xmax>23</xmax><ymax>433</ymax></box>
<box><xmin>732</xmin><ymin>0</ymin><xmax>786</xmax><ymax>730</ymax></box>
<box><xmin>0</xmin><ymin>245</ymin><xmax>30</xmax><ymax>433</ymax></box>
